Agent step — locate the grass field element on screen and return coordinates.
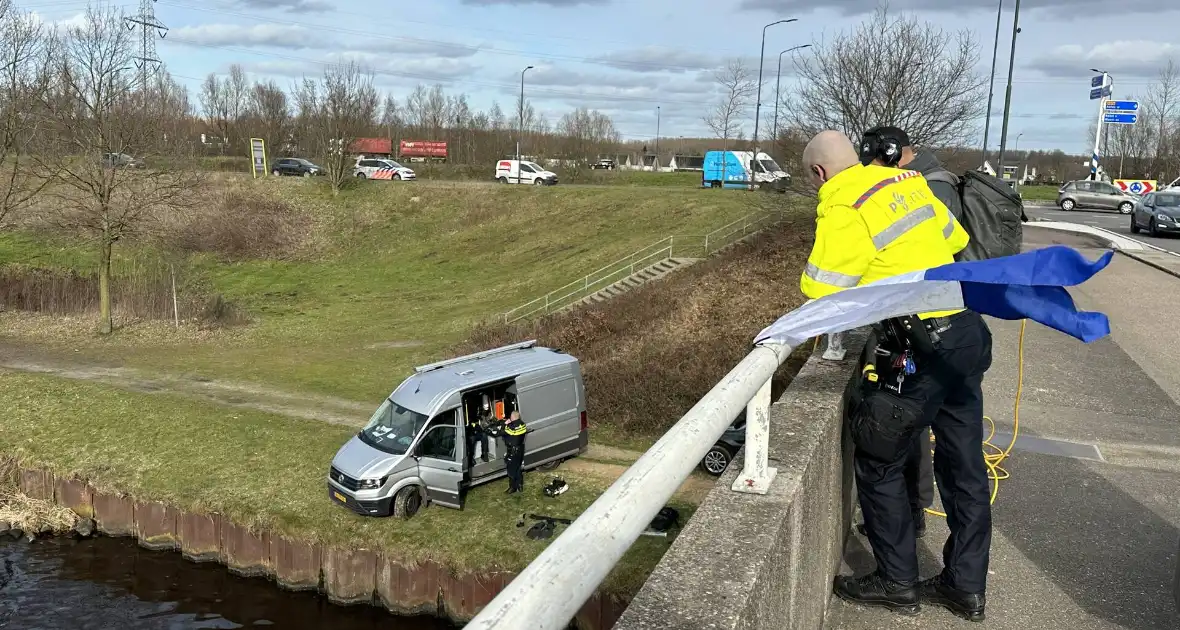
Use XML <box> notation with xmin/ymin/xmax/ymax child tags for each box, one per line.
<box><xmin>0</xmin><ymin>369</ymin><xmax>692</xmax><ymax>593</ymax></box>
<box><xmin>1019</xmin><ymin>184</ymin><xmax>1060</xmax><ymax>202</ymax></box>
<box><xmin>0</xmin><ymin>178</ymin><xmax>761</xmax><ymax>403</ymax></box>
<box><xmin>0</xmin><ymin>177</ymin><xmax>815</xmax><ymax>597</ymax></box>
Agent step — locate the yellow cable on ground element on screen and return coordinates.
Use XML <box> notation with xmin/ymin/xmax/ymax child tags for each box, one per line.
<box><xmin>925</xmin><ymin>319</ymin><xmax>1025</xmax><ymax>518</ymax></box>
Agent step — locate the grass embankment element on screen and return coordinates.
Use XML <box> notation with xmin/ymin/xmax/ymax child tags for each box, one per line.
<box><xmin>1019</xmin><ymin>184</ymin><xmax>1059</xmax><ymax>202</ymax></box>
<box><xmin>1</xmin><ymin>178</ymin><xmax>754</xmax><ymax>403</ymax></box>
<box><xmin>0</xmin><ymin>204</ymin><xmax>816</xmax><ymax>593</ymax></box>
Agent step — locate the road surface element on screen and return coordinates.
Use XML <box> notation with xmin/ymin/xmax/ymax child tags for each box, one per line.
<box><xmin>1024</xmin><ymin>204</ymin><xmax>1180</xmax><ymax>254</ymax></box>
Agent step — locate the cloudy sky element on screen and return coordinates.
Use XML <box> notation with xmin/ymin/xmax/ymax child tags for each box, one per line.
<box><xmin>30</xmin><ymin>0</ymin><xmax>1180</xmax><ymax>153</ymax></box>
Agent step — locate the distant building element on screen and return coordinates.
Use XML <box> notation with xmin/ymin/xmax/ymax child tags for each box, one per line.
<box><xmin>349</xmin><ymin>137</ymin><xmax>393</xmax><ymax>156</ymax></box>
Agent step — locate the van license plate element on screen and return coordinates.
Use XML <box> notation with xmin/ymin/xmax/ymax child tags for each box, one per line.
<box><xmin>333</xmin><ymin>491</ymin><xmax>347</xmax><ymax>503</ymax></box>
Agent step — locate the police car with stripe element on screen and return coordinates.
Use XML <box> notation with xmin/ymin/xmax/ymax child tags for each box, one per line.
<box><xmin>354</xmin><ymin>157</ymin><xmax>416</xmax><ymax>181</ymax></box>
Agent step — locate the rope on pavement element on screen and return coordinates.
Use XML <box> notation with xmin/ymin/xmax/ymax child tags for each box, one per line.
<box><xmin>926</xmin><ymin>319</ymin><xmax>1025</xmax><ymax>518</ymax></box>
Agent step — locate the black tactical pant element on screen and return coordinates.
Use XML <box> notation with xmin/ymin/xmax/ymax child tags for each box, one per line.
<box><xmin>466</xmin><ymin>427</ymin><xmax>489</xmax><ymax>468</ymax></box>
<box><xmin>505</xmin><ymin>444</ymin><xmax>524</xmax><ymax>491</ymax></box>
<box><xmin>855</xmin><ymin>310</ymin><xmax>993</xmax><ymax>594</ymax></box>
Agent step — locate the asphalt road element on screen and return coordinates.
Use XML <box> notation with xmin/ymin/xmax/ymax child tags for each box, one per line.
<box><xmin>1024</xmin><ymin>203</ymin><xmax>1180</xmax><ymax>254</ymax></box>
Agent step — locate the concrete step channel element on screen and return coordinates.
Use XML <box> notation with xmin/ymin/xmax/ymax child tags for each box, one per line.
<box><xmin>575</xmin><ymin>258</ymin><xmax>700</xmax><ymax>309</ymax></box>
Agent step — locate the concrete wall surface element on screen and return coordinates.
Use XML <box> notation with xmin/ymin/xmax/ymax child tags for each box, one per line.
<box><xmin>613</xmin><ymin>332</ymin><xmax>863</xmax><ymax>630</ymax></box>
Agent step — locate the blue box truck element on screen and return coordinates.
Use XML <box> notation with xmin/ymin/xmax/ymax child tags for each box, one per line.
<box><xmin>702</xmin><ymin>150</ymin><xmax>790</xmax><ymax>192</ymax></box>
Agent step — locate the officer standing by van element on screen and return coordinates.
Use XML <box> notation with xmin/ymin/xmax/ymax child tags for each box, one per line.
<box><xmin>493</xmin><ymin>411</ymin><xmax>529</xmax><ymax>494</ymax></box>
<box><xmin>466</xmin><ymin>395</ymin><xmax>494</xmax><ymax>469</ymax></box>
<box><xmin>802</xmin><ymin>130</ymin><xmax>993</xmax><ymax>622</ymax></box>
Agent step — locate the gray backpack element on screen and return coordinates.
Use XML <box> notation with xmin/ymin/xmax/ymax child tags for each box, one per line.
<box><xmin>925</xmin><ymin>169</ymin><xmax>1026</xmax><ymax>262</ymax></box>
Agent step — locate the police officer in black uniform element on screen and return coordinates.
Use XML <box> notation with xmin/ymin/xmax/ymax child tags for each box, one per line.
<box><xmin>494</xmin><ymin>411</ymin><xmax>528</xmax><ymax>494</ymax></box>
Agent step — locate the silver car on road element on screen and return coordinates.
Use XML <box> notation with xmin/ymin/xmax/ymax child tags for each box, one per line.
<box><xmin>1056</xmin><ymin>180</ymin><xmax>1137</xmax><ymax>214</ymax></box>
<box><xmin>1131</xmin><ymin>191</ymin><xmax>1180</xmax><ymax>236</ymax></box>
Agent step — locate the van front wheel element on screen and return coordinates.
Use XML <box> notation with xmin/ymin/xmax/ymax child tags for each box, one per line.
<box><xmin>537</xmin><ymin>458</ymin><xmax>563</xmax><ymax>472</ymax></box>
<box><xmin>391</xmin><ymin>485</ymin><xmax>423</xmax><ymax>519</ymax></box>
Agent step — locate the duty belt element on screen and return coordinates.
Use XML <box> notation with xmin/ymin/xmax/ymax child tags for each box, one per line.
<box><xmin>876</xmin><ymin>313</ymin><xmax>958</xmax><ymax>355</ymax></box>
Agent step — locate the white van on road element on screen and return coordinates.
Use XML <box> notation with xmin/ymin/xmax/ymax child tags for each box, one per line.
<box><xmin>496</xmin><ymin>159</ymin><xmax>558</xmax><ymax>186</ymax></box>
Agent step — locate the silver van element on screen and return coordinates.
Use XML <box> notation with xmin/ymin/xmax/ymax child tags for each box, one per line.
<box><xmin>328</xmin><ymin>340</ymin><xmax>588</xmax><ymax>518</ymax></box>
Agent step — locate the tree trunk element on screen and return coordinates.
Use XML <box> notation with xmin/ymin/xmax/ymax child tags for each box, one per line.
<box><xmin>98</xmin><ymin>233</ymin><xmax>113</xmax><ymax>335</ymax></box>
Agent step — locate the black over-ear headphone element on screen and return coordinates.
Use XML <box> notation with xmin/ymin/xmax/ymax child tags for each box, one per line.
<box><xmin>859</xmin><ymin>127</ymin><xmax>903</xmax><ymax>167</ymax></box>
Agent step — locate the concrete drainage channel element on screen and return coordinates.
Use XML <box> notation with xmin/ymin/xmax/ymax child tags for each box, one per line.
<box><xmin>578</xmin><ymin>258</ymin><xmax>699</xmax><ymax>307</ymax></box>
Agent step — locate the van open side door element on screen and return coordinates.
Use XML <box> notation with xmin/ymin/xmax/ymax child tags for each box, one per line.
<box><xmin>413</xmin><ymin>411</ymin><xmax>465</xmax><ymax>509</ymax></box>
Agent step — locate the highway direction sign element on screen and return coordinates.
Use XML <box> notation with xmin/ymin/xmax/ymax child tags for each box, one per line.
<box><xmin>1104</xmin><ymin>112</ymin><xmax>1138</xmax><ymax>124</ymax></box>
<box><xmin>1090</xmin><ymin>85</ymin><xmax>1112</xmax><ymax>100</ymax></box>
<box><xmin>1105</xmin><ymin>100</ymin><xmax>1139</xmax><ymax>112</ymax></box>
<box><xmin>1092</xmin><ymin>75</ymin><xmax>1105</xmax><ymax>88</ymax></box>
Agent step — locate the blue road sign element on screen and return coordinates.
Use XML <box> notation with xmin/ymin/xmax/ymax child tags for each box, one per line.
<box><xmin>1104</xmin><ymin>112</ymin><xmax>1138</xmax><ymax>124</ymax></box>
<box><xmin>1090</xmin><ymin>86</ymin><xmax>1112</xmax><ymax>100</ymax></box>
<box><xmin>1105</xmin><ymin>100</ymin><xmax>1139</xmax><ymax>112</ymax></box>
<box><xmin>1092</xmin><ymin>75</ymin><xmax>1105</xmax><ymax>88</ymax></box>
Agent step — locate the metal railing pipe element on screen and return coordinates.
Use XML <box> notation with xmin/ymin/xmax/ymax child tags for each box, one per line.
<box><xmin>465</xmin><ymin>341</ymin><xmax>795</xmax><ymax>630</ymax></box>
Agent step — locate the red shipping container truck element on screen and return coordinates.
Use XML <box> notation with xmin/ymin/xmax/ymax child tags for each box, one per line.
<box><xmin>399</xmin><ymin>140</ymin><xmax>448</xmax><ymax>160</ymax></box>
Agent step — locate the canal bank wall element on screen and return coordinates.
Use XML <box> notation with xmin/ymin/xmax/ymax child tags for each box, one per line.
<box><xmin>10</xmin><ymin>467</ymin><xmax>628</xmax><ymax>629</ymax></box>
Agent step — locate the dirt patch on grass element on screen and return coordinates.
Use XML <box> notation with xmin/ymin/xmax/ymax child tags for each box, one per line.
<box><xmin>456</xmin><ymin>212</ymin><xmax>816</xmax><ymax>441</ymax></box>
<box><xmin>364</xmin><ymin>340</ymin><xmax>426</xmax><ymax>350</ymax></box>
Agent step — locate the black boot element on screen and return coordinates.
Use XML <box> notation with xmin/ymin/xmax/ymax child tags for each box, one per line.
<box><xmin>833</xmin><ymin>572</ymin><xmax>920</xmax><ymax>615</ymax></box>
<box><xmin>918</xmin><ymin>574</ymin><xmax>985</xmax><ymax>622</ymax></box>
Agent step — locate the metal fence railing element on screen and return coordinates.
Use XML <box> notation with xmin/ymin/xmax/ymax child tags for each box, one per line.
<box><xmin>501</xmin><ymin>210</ymin><xmax>786</xmax><ymax>324</ymax></box>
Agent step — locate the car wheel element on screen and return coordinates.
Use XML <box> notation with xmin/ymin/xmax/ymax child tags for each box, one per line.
<box><xmin>700</xmin><ymin>445</ymin><xmax>733</xmax><ymax>476</ymax></box>
<box><xmin>356</xmin><ymin>172</ymin><xmax>367</xmax><ymax>179</ymax></box>
<box><xmin>302</xmin><ymin>171</ymin><xmax>311</xmax><ymax>178</ymax></box>
<box><xmin>271</xmin><ymin>169</ymin><xmax>281</xmax><ymax>176</ymax></box>
<box><xmin>1131</xmin><ymin>215</ymin><xmax>1141</xmax><ymax>233</ymax></box>
<box><xmin>534</xmin><ymin>178</ymin><xmax>544</xmax><ymax>186</ymax></box>
<box><xmin>1060</xmin><ymin>198</ymin><xmax>1075</xmax><ymax>211</ymax></box>
<box><xmin>393</xmin><ymin>173</ymin><xmax>401</xmax><ymax>181</ymax></box>
<box><xmin>537</xmin><ymin>458</ymin><xmax>563</xmax><ymax>472</ymax></box>
<box><xmin>391</xmin><ymin>485</ymin><xmax>422</xmax><ymax>519</ymax></box>
<box><xmin>709</xmin><ymin>181</ymin><xmax>721</xmax><ymax>189</ymax></box>
<box><xmin>497</xmin><ymin>177</ymin><xmax>508</xmax><ymax>184</ymax></box>
<box><xmin>1119</xmin><ymin>201</ymin><xmax>1134</xmax><ymax>214</ymax></box>
<box><xmin>1150</xmin><ymin>218</ymin><xmax>1160</xmax><ymax>237</ymax></box>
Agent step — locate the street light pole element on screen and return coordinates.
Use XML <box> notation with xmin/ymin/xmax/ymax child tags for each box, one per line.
<box><xmin>1014</xmin><ymin>132</ymin><xmax>1024</xmax><ymax>187</ymax></box>
<box><xmin>655</xmin><ymin>106</ymin><xmax>660</xmax><ymax>163</ymax></box>
<box><xmin>516</xmin><ymin>65</ymin><xmax>534</xmax><ymax>183</ymax></box>
<box><xmin>980</xmin><ymin>0</ymin><xmax>1004</xmax><ymax>169</ymax></box>
<box><xmin>772</xmin><ymin>43</ymin><xmax>811</xmax><ymax>160</ymax></box>
<box><xmin>751</xmin><ymin>18</ymin><xmax>797</xmax><ymax>189</ymax></box>
<box><xmin>996</xmin><ymin>0</ymin><xmax>1021</xmax><ymax>177</ymax></box>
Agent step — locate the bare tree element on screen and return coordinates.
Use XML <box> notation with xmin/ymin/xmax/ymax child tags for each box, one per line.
<box><xmin>0</xmin><ymin>0</ymin><xmax>50</xmax><ymax>227</ymax></box>
<box><xmin>296</xmin><ymin>61</ymin><xmax>378</xmax><ymax>194</ymax></box>
<box><xmin>1146</xmin><ymin>60</ymin><xmax>1180</xmax><ymax>178</ymax></box>
<box><xmin>36</xmin><ymin>6</ymin><xmax>202</xmax><ymax>334</ymax></box>
<box><xmin>790</xmin><ymin>7</ymin><xmax>985</xmax><ymax>147</ymax></box>
<box><xmin>703</xmin><ymin>60</ymin><xmax>755</xmax><ymax>182</ymax></box>
<box><xmin>249</xmin><ymin>79</ymin><xmax>289</xmax><ymax>154</ymax></box>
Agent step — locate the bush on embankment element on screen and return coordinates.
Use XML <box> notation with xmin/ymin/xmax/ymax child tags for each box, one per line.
<box><xmin>458</xmin><ymin>210</ymin><xmax>817</xmax><ymax>442</ymax></box>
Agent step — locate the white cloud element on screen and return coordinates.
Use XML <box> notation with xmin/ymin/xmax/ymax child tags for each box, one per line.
<box><xmin>740</xmin><ymin>0</ymin><xmax>1173</xmax><ymax>17</ymax></box>
<box><xmin>238</xmin><ymin>0</ymin><xmax>333</xmax><ymax>13</ymax></box>
<box><xmin>591</xmin><ymin>46</ymin><xmax>719</xmax><ymax>73</ymax></box>
<box><xmin>171</xmin><ymin>23</ymin><xmax>325</xmax><ymax>50</ymax></box>
<box><xmin>460</xmin><ymin>0</ymin><xmax>609</xmax><ymax>5</ymax></box>
<box><xmin>1027</xmin><ymin>41</ymin><xmax>1180</xmax><ymax>79</ymax></box>
<box><xmin>242</xmin><ymin>53</ymin><xmax>480</xmax><ymax>82</ymax></box>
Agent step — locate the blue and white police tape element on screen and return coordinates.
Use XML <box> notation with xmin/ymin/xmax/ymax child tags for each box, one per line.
<box><xmin>755</xmin><ymin>245</ymin><xmax>1113</xmax><ymax>348</ymax></box>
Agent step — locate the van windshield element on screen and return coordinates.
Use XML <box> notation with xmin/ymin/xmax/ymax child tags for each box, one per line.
<box><xmin>358</xmin><ymin>399</ymin><xmax>429</xmax><ymax>455</ymax></box>
<box><xmin>758</xmin><ymin>158</ymin><xmax>782</xmax><ymax>173</ymax></box>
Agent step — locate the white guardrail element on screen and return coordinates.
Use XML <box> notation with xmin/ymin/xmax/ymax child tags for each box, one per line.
<box><xmin>466</xmin><ymin>339</ymin><xmax>795</xmax><ymax>630</ymax></box>
<box><xmin>501</xmin><ymin>211</ymin><xmax>786</xmax><ymax>323</ymax></box>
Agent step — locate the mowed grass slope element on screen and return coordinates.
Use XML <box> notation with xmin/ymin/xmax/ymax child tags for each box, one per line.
<box><xmin>0</xmin><ymin>370</ymin><xmax>683</xmax><ymax>593</ymax></box>
<box><xmin>1</xmin><ymin>178</ymin><xmax>757</xmax><ymax>402</ymax></box>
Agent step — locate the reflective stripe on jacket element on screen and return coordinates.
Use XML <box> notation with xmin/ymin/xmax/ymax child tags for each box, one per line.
<box><xmin>801</xmin><ymin>163</ymin><xmax>970</xmax><ymax>319</ymax></box>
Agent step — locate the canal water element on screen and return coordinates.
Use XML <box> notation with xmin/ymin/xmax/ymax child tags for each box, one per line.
<box><xmin>0</xmin><ymin>537</ymin><xmax>460</xmax><ymax>629</ymax></box>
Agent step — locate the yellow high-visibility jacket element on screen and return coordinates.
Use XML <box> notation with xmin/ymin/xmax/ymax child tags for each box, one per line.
<box><xmin>801</xmin><ymin>163</ymin><xmax>970</xmax><ymax>319</ymax></box>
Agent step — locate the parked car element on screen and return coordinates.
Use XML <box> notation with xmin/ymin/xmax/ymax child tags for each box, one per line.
<box><xmin>328</xmin><ymin>340</ymin><xmax>587</xmax><ymax>518</ymax></box>
<box><xmin>1056</xmin><ymin>180</ymin><xmax>1136</xmax><ymax>214</ymax></box>
<box><xmin>700</xmin><ymin>415</ymin><xmax>746</xmax><ymax>476</ymax></box>
<box><xmin>495</xmin><ymin>159</ymin><xmax>558</xmax><ymax>185</ymax></box>
<box><xmin>100</xmin><ymin>152</ymin><xmax>144</xmax><ymax>169</ymax></box>
<box><xmin>591</xmin><ymin>158</ymin><xmax>615</xmax><ymax>170</ymax></box>
<box><xmin>1131</xmin><ymin>191</ymin><xmax>1180</xmax><ymax>236</ymax></box>
<box><xmin>354</xmin><ymin>157</ymin><xmax>416</xmax><ymax>181</ymax></box>
<box><xmin>270</xmin><ymin>158</ymin><xmax>323</xmax><ymax>177</ymax></box>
